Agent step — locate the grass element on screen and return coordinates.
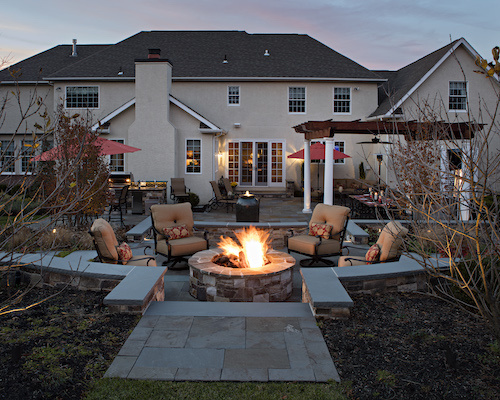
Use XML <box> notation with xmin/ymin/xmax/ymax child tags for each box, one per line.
<box><xmin>85</xmin><ymin>379</ymin><xmax>348</xmax><ymax>400</ymax></box>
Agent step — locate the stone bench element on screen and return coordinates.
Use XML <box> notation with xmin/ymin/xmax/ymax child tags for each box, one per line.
<box><xmin>300</xmin><ymin>268</ymin><xmax>354</xmax><ymax>319</ymax></box>
<box><xmin>103</xmin><ymin>266</ymin><xmax>167</xmax><ymax>314</ymax></box>
<box><xmin>126</xmin><ymin>217</ymin><xmax>153</xmax><ymax>242</ymax></box>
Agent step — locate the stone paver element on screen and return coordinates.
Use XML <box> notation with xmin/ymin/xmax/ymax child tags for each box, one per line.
<box><xmin>105</xmin><ymin>302</ymin><xmax>340</xmax><ymax>382</ymax></box>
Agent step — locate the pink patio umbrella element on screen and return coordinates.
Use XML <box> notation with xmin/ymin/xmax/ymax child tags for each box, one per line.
<box><xmin>31</xmin><ymin>137</ymin><xmax>141</xmax><ymax>161</ymax></box>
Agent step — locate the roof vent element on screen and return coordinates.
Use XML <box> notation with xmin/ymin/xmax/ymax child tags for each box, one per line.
<box><xmin>222</xmin><ymin>55</ymin><xmax>228</xmax><ymax>64</ymax></box>
<box><xmin>264</xmin><ymin>49</ymin><xmax>270</xmax><ymax>56</ymax></box>
<box><xmin>71</xmin><ymin>39</ymin><xmax>77</xmax><ymax>57</ymax></box>
<box><xmin>148</xmin><ymin>48</ymin><xmax>161</xmax><ymax>59</ymax></box>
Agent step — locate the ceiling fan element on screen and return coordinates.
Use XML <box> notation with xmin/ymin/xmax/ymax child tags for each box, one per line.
<box><xmin>357</xmin><ymin>133</ymin><xmax>392</xmax><ymax>145</ymax></box>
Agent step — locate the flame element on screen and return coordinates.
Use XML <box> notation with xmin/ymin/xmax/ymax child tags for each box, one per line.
<box><xmin>218</xmin><ymin>226</ymin><xmax>270</xmax><ymax>268</ymax></box>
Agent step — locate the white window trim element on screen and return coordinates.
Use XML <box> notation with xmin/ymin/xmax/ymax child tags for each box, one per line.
<box><xmin>108</xmin><ymin>138</ymin><xmax>126</xmax><ymax>173</ymax></box>
<box><xmin>64</xmin><ymin>85</ymin><xmax>100</xmax><ymax>110</ymax></box>
<box><xmin>226</xmin><ymin>139</ymin><xmax>286</xmax><ymax>187</ymax></box>
<box><xmin>227</xmin><ymin>85</ymin><xmax>240</xmax><ymax>106</ymax></box>
<box><xmin>333</xmin><ymin>87</ymin><xmax>352</xmax><ymax>115</ymax></box>
<box><xmin>1</xmin><ymin>140</ymin><xmax>16</xmax><ymax>175</ymax></box>
<box><xmin>288</xmin><ymin>86</ymin><xmax>306</xmax><ymax>114</ymax></box>
<box><xmin>448</xmin><ymin>81</ymin><xmax>468</xmax><ymax>113</ymax></box>
<box><xmin>185</xmin><ymin>138</ymin><xmax>202</xmax><ymax>174</ymax></box>
<box><xmin>334</xmin><ymin>140</ymin><xmax>346</xmax><ymax>164</ymax></box>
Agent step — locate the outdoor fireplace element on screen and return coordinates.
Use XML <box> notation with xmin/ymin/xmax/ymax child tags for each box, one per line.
<box><xmin>188</xmin><ymin>226</ymin><xmax>295</xmax><ymax>302</ymax></box>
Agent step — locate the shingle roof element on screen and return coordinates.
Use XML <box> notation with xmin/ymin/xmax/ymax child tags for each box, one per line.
<box><xmin>0</xmin><ymin>44</ymin><xmax>110</xmax><ymax>82</ymax></box>
<box><xmin>2</xmin><ymin>31</ymin><xmax>382</xmax><ymax>81</ymax></box>
<box><xmin>370</xmin><ymin>39</ymin><xmax>461</xmax><ymax>117</ymax></box>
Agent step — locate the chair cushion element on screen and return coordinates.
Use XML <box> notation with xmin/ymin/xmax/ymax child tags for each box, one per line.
<box><xmin>156</xmin><ymin>236</ymin><xmax>208</xmax><ymax>257</ymax></box>
<box><xmin>288</xmin><ymin>234</ymin><xmax>341</xmax><ymax>256</ymax></box>
<box><xmin>116</xmin><ymin>242</ymin><xmax>133</xmax><ymax>264</ymax></box>
<box><xmin>163</xmin><ymin>225</ymin><xmax>190</xmax><ymax>240</ymax></box>
<box><xmin>377</xmin><ymin>221</ymin><xmax>408</xmax><ymax>261</ymax></box>
<box><xmin>309</xmin><ymin>223</ymin><xmax>332</xmax><ymax>239</ymax></box>
<box><xmin>310</xmin><ymin>204</ymin><xmax>350</xmax><ymax>236</ymax></box>
<box><xmin>338</xmin><ymin>256</ymin><xmax>366</xmax><ymax>267</ymax></box>
<box><xmin>151</xmin><ymin>203</ymin><xmax>194</xmax><ymax>240</ymax></box>
<box><xmin>365</xmin><ymin>244</ymin><xmax>380</xmax><ymax>262</ymax></box>
<box><xmin>90</xmin><ymin>218</ymin><xmax>119</xmax><ymax>261</ymax></box>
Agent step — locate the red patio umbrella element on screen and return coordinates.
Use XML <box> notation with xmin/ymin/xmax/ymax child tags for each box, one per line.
<box><xmin>31</xmin><ymin>137</ymin><xmax>141</xmax><ymax>161</ymax></box>
<box><xmin>287</xmin><ymin>142</ymin><xmax>350</xmax><ymax>161</ymax></box>
<box><xmin>288</xmin><ymin>142</ymin><xmax>351</xmax><ymax>194</ymax></box>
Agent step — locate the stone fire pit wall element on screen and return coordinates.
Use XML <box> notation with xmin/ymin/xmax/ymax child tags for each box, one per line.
<box><xmin>188</xmin><ymin>249</ymin><xmax>295</xmax><ymax>302</ymax></box>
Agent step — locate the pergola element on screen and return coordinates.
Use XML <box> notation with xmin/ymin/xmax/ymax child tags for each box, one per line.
<box><xmin>292</xmin><ymin>119</ymin><xmax>479</xmax><ymax>213</ymax></box>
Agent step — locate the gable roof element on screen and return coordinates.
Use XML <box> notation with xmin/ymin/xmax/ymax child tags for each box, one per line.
<box><xmin>0</xmin><ymin>44</ymin><xmax>110</xmax><ymax>82</ymax></box>
<box><xmin>2</xmin><ymin>31</ymin><xmax>383</xmax><ymax>82</ymax></box>
<box><xmin>370</xmin><ymin>38</ymin><xmax>480</xmax><ymax>118</ymax></box>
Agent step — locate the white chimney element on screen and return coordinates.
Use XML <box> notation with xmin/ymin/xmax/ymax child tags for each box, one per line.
<box><xmin>71</xmin><ymin>39</ymin><xmax>77</xmax><ymax>57</ymax></box>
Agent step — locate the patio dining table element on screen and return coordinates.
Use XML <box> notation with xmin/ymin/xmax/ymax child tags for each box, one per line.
<box><xmin>349</xmin><ymin>193</ymin><xmax>394</xmax><ymax>219</ymax></box>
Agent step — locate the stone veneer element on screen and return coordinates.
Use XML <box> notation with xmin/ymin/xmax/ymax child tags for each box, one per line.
<box><xmin>188</xmin><ymin>249</ymin><xmax>295</xmax><ymax>302</ymax></box>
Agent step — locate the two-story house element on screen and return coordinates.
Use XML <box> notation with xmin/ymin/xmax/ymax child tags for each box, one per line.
<box><xmin>0</xmin><ymin>31</ymin><xmax>497</xmax><ymax>205</ymax></box>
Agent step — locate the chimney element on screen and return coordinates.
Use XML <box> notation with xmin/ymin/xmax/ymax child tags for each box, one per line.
<box><xmin>71</xmin><ymin>39</ymin><xmax>77</xmax><ymax>57</ymax></box>
<box><xmin>148</xmin><ymin>48</ymin><xmax>161</xmax><ymax>59</ymax></box>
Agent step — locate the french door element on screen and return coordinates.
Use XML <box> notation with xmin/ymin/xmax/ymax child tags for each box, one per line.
<box><xmin>228</xmin><ymin>140</ymin><xmax>284</xmax><ymax>187</ymax></box>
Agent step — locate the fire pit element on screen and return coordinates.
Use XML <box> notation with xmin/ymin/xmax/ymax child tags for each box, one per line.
<box><xmin>188</xmin><ymin>226</ymin><xmax>295</xmax><ymax>302</ymax></box>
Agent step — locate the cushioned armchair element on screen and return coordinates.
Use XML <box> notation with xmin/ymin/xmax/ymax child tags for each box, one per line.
<box><xmin>150</xmin><ymin>203</ymin><xmax>209</xmax><ymax>268</ymax></box>
<box><xmin>90</xmin><ymin>218</ymin><xmax>156</xmax><ymax>266</ymax></box>
<box><xmin>287</xmin><ymin>203</ymin><xmax>351</xmax><ymax>267</ymax></box>
<box><xmin>338</xmin><ymin>221</ymin><xmax>408</xmax><ymax>267</ymax></box>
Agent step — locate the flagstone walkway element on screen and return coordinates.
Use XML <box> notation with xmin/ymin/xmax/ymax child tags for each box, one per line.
<box><xmin>105</xmin><ymin>302</ymin><xmax>339</xmax><ymax>382</ymax></box>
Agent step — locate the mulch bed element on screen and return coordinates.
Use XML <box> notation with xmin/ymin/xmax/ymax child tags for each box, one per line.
<box><xmin>321</xmin><ymin>292</ymin><xmax>500</xmax><ymax>399</ymax></box>
<box><xmin>1</xmin><ymin>283</ymin><xmax>499</xmax><ymax>399</ymax></box>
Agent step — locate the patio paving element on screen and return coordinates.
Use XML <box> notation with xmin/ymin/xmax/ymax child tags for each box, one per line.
<box><xmin>105</xmin><ymin>302</ymin><xmax>340</xmax><ymax>382</ymax></box>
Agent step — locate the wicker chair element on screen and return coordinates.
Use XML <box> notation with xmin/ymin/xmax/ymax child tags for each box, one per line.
<box><xmin>150</xmin><ymin>203</ymin><xmax>208</xmax><ymax>268</ymax></box>
<box><xmin>287</xmin><ymin>203</ymin><xmax>351</xmax><ymax>267</ymax></box>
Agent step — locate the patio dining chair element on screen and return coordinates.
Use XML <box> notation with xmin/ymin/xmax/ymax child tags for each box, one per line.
<box><xmin>170</xmin><ymin>178</ymin><xmax>190</xmax><ymax>203</ymax></box>
<box><xmin>207</xmin><ymin>181</ymin><xmax>237</xmax><ymax>212</ymax></box>
<box><xmin>150</xmin><ymin>202</ymin><xmax>209</xmax><ymax>268</ymax></box>
<box><xmin>287</xmin><ymin>203</ymin><xmax>351</xmax><ymax>267</ymax></box>
<box><xmin>108</xmin><ymin>185</ymin><xmax>129</xmax><ymax>227</ymax></box>
<box><xmin>90</xmin><ymin>218</ymin><xmax>156</xmax><ymax>266</ymax></box>
<box><xmin>338</xmin><ymin>221</ymin><xmax>408</xmax><ymax>267</ymax></box>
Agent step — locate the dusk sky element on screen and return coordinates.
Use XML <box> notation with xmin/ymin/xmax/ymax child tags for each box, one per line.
<box><xmin>1</xmin><ymin>0</ymin><xmax>499</xmax><ymax>71</ymax></box>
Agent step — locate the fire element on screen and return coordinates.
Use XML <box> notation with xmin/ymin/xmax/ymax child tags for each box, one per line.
<box><xmin>217</xmin><ymin>226</ymin><xmax>270</xmax><ymax>268</ymax></box>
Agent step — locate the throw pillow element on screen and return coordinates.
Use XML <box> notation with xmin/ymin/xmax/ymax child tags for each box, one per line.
<box><xmin>365</xmin><ymin>244</ymin><xmax>380</xmax><ymax>263</ymax></box>
<box><xmin>309</xmin><ymin>223</ymin><xmax>332</xmax><ymax>239</ymax></box>
<box><xmin>163</xmin><ymin>224</ymin><xmax>190</xmax><ymax>240</ymax></box>
<box><xmin>116</xmin><ymin>242</ymin><xmax>133</xmax><ymax>264</ymax></box>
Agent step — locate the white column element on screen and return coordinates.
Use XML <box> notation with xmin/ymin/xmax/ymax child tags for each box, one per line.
<box><xmin>459</xmin><ymin>142</ymin><xmax>471</xmax><ymax>221</ymax></box>
<box><xmin>324</xmin><ymin>138</ymin><xmax>334</xmax><ymax>205</ymax></box>
<box><xmin>302</xmin><ymin>139</ymin><xmax>312</xmax><ymax>213</ymax></box>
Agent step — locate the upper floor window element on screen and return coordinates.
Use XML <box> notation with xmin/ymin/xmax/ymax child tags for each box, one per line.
<box><xmin>66</xmin><ymin>86</ymin><xmax>99</xmax><ymax>109</ymax></box>
<box><xmin>288</xmin><ymin>87</ymin><xmax>306</xmax><ymax>113</ymax></box>
<box><xmin>333</xmin><ymin>87</ymin><xmax>351</xmax><ymax>114</ymax></box>
<box><xmin>109</xmin><ymin>139</ymin><xmax>125</xmax><ymax>172</ymax></box>
<box><xmin>186</xmin><ymin>139</ymin><xmax>201</xmax><ymax>173</ymax></box>
<box><xmin>449</xmin><ymin>81</ymin><xmax>467</xmax><ymax>111</ymax></box>
<box><xmin>334</xmin><ymin>141</ymin><xmax>346</xmax><ymax>164</ymax></box>
<box><xmin>228</xmin><ymin>86</ymin><xmax>240</xmax><ymax>105</ymax></box>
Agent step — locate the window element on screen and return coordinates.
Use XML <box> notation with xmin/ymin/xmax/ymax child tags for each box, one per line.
<box><xmin>228</xmin><ymin>86</ymin><xmax>240</xmax><ymax>105</ymax></box>
<box><xmin>186</xmin><ymin>139</ymin><xmax>201</xmax><ymax>173</ymax></box>
<box><xmin>109</xmin><ymin>139</ymin><xmax>125</xmax><ymax>172</ymax></box>
<box><xmin>334</xmin><ymin>141</ymin><xmax>346</xmax><ymax>164</ymax></box>
<box><xmin>449</xmin><ymin>81</ymin><xmax>467</xmax><ymax>111</ymax></box>
<box><xmin>333</xmin><ymin>87</ymin><xmax>351</xmax><ymax>114</ymax></box>
<box><xmin>288</xmin><ymin>87</ymin><xmax>306</xmax><ymax>113</ymax></box>
<box><xmin>0</xmin><ymin>141</ymin><xmax>15</xmax><ymax>173</ymax></box>
<box><xmin>21</xmin><ymin>140</ymin><xmax>38</xmax><ymax>173</ymax></box>
<box><xmin>228</xmin><ymin>142</ymin><xmax>240</xmax><ymax>183</ymax></box>
<box><xmin>66</xmin><ymin>86</ymin><xmax>99</xmax><ymax>108</ymax></box>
